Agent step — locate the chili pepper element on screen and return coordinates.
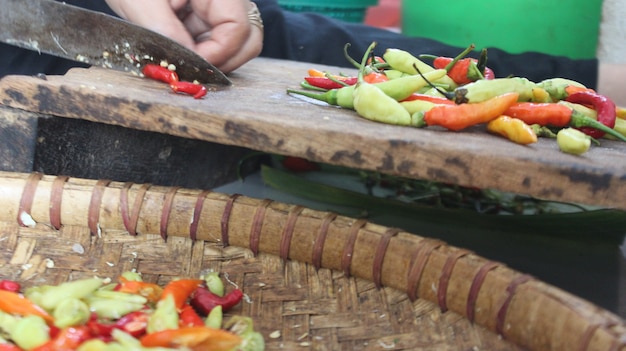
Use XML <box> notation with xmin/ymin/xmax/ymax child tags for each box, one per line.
<box><xmin>52</xmin><ymin>298</ymin><xmax>90</xmax><ymax>328</ymax></box>
<box><xmin>605</xmin><ymin>117</ymin><xmax>626</xmax><ymax>140</ymax></box>
<box><xmin>0</xmin><ymin>343</ymin><xmax>22</xmax><ymax>351</ymax></box>
<box><xmin>114</xmin><ymin>311</ymin><xmax>149</xmax><ymax>338</ymax></box>
<box><xmin>204</xmin><ymin>305</ymin><xmax>222</xmax><ymax>329</ymax></box>
<box><xmin>504</xmin><ymin>102</ymin><xmax>626</xmax><ymax>142</ymax></box>
<box><xmin>180</xmin><ymin>304</ymin><xmax>205</xmax><ymax>327</ymax></box>
<box><xmin>382</xmin><ymin>48</ymin><xmax>458</xmax><ymax>89</ymax></box>
<box><xmin>303</xmin><ymin>76</ymin><xmax>357</xmax><ymax>90</ymax></box>
<box><xmin>557</xmin><ymin>128</ymin><xmax>591</xmax><ymax>155</ymax></box>
<box><xmin>160</xmin><ymin>279</ymin><xmax>203</xmax><ymax>311</ymax></box>
<box><xmin>428</xmin><ymin>44</ymin><xmax>486</xmax><ymax>85</ymax></box>
<box><xmin>0</xmin><ymin>290</ymin><xmax>54</xmax><ymax>324</ymax></box>
<box><xmin>400</xmin><ymin>99</ymin><xmax>435</xmax><ymax>115</ymax></box>
<box><xmin>453</xmin><ymin>77</ymin><xmax>536</xmax><ymax>104</ymax></box>
<box><xmin>531</xmin><ymin>87</ymin><xmax>552</xmax><ymax>103</ymax></box>
<box><xmin>287</xmin><ymin>69</ymin><xmax>446</xmax><ymax>110</ymax></box>
<box><xmin>27</xmin><ymin>278</ymin><xmax>103</xmax><ymax>312</ymax></box>
<box><xmin>11</xmin><ymin>315</ymin><xmax>51</xmax><ymax>350</ymax></box>
<box><xmin>202</xmin><ymin>272</ymin><xmax>225</xmax><ymax>297</ymax></box>
<box><xmin>536</xmin><ymin>77</ymin><xmax>591</xmax><ymax>101</ymax></box>
<box><xmin>565</xmin><ymin>91</ymin><xmax>616</xmax><ymax>139</ymax></box>
<box><xmin>170</xmin><ymin>81</ymin><xmax>208</xmax><ymax>99</ymax></box>
<box><xmin>487</xmin><ymin>116</ymin><xmax>537</xmax><ymax>145</ymax></box>
<box><xmin>224</xmin><ymin>316</ymin><xmax>265</xmax><ymax>351</ymax></box>
<box><xmin>190</xmin><ymin>287</ymin><xmax>244</xmax><ymax>316</ymax></box>
<box><xmin>363</xmin><ymin>72</ymin><xmax>389</xmax><ymax>84</ymax></box>
<box><xmin>148</xmin><ymin>294</ymin><xmax>179</xmax><ymax>333</ymax></box>
<box><xmin>414</xmin><ymin>92</ymin><xmax>519</xmax><ymax>131</ymax></box>
<box><xmin>115</xmin><ymin>277</ymin><xmax>162</xmax><ymax>303</ymax></box>
<box><xmin>140</xmin><ymin>326</ymin><xmax>241</xmax><ymax>351</ymax></box>
<box><xmin>31</xmin><ymin>326</ymin><xmax>92</xmax><ymax>351</ymax></box>
<box><xmin>353</xmin><ymin>42</ymin><xmax>412</xmax><ymax>126</ymax></box>
<box><xmin>280</xmin><ymin>156</ymin><xmax>320</xmax><ymax>172</ymax></box>
<box><xmin>401</xmin><ymin>93</ymin><xmax>455</xmax><ymax>105</ymax></box>
<box><xmin>142</xmin><ymin>63</ymin><xmax>179</xmax><ymax>84</ymax></box>
<box><xmin>0</xmin><ymin>280</ymin><xmax>20</xmax><ymax>293</ymax></box>
<box><xmin>86</xmin><ymin>313</ymin><xmax>115</xmax><ymax>338</ymax></box>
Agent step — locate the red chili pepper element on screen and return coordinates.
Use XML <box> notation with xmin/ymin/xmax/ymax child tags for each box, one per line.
<box><xmin>281</xmin><ymin>156</ymin><xmax>320</xmax><ymax>172</ymax></box>
<box><xmin>0</xmin><ymin>280</ymin><xmax>21</xmax><ymax>293</ymax></box>
<box><xmin>565</xmin><ymin>91</ymin><xmax>616</xmax><ymax>138</ymax></box>
<box><xmin>31</xmin><ymin>326</ymin><xmax>92</xmax><ymax>351</ymax></box>
<box><xmin>170</xmin><ymin>81</ymin><xmax>208</xmax><ymax>99</ymax></box>
<box><xmin>160</xmin><ymin>279</ymin><xmax>204</xmax><ymax>310</ymax></box>
<box><xmin>180</xmin><ymin>304</ymin><xmax>205</xmax><ymax>327</ymax></box>
<box><xmin>190</xmin><ymin>287</ymin><xmax>244</xmax><ymax>316</ymax></box>
<box><xmin>401</xmin><ymin>93</ymin><xmax>455</xmax><ymax>105</ymax></box>
<box><xmin>433</xmin><ymin>57</ymin><xmax>487</xmax><ymax>85</ymax></box>
<box><xmin>115</xmin><ymin>311</ymin><xmax>149</xmax><ymax>337</ymax></box>
<box><xmin>304</xmin><ymin>76</ymin><xmax>357</xmax><ymax>90</ymax></box>
<box><xmin>142</xmin><ymin>64</ymin><xmax>179</xmax><ymax>84</ymax></box>
<box><xmin>87</xmin><ymin>313</ymin><xmax>115</xmax><ymax>338</ymax></box>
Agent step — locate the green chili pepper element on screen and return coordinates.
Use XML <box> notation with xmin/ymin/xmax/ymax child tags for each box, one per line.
<box><xmin>202</xmin><ymin>272</ymin><xmax>225</xmax><ymax>297</ymax></box>
<box><xmin>53</xmin><ymin>297</ymin><xmax>90</xmax><ymax>328</ymax></box>
<box><xmin>557</xmin><ymin>127</ymin><xmax>591</xmax><ymax>155</ymax></box>
<box><xmin>225</xmin><ymin>316</ymin><xmax>265</xmax><ymax>351</ymax></box>
<box><xmin>27</xmin><ymin>278</ymin><xmax>103</xmax><ymax>311</ymax></box>
<box><xmin>91</xmin><ymin>290</ymin><xmax>149</xmax><ymax>305</ymax></box>
<box><xmin>76</xmin><ymin>339</ymin><xmax>109</xmax><ymax>351</ymax></box>
<box><xmin>353</xmin><ymin>42</ymin><xmax>412</xmax><ymax>125</ymax></box>
<box><xmin>287</xmin><ymin>68</ymin><xmax>445</xmax><ymax>110</ymax></box>
<box><xmin>382</xmin><ymin>48</ymin><xmax>458</xmax><ymax>89</ymax></box>
<box><xmin>454</xmin><ymin>77</ymin><xmax>536</xmax><ymax>104</ymax></box>
<box><xmin>147</xmin><ymin>294</ymin><xmax>179</xmax><ymax>333</ymax></box>
<box><xmin>11</xmin><ymin>315</ymin><xmax>50</xmax><ymax>350</ymax></box>
<box><xmin>205</xmin><ymin>304</ymin><xmax>223</xmax><ymax>329</ymax></box>
<box><xmin>87</xmin><ymin>298</ymin><xmax>146</xmax><ymax>320</ymax></box>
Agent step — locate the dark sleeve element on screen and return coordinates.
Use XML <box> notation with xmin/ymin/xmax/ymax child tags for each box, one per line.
<box><xmin>255</xmin><ymin>0</ymin><xmax>599</xmax><ymax>89</ymax></box>
<box><xmin>0</xmin><ymin>1</ymin><xmax>116</xmax><ymax>78</ymax></box>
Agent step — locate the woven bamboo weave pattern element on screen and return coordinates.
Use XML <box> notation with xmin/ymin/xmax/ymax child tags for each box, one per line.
<box><xmin>0</xmin><ymin>171</ymin><xmax>624</xmax><ymax>351</ymax></box>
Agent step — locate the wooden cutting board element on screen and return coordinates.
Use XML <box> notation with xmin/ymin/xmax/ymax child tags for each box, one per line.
<box><xmin>1</xmin><ymin>57</ymin><xmax>625</xmax><ymax>210</ymax></box>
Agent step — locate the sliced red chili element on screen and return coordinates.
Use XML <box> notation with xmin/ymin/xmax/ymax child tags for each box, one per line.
<box><xmin>170</xmin><ymin>81</ymin><xmax>208</xmax><ymax>99</ymax></box>
<box><xmin>142</xmin><ymin>64</ymin><xmax>179</xmax><ymax>84</ymax></box>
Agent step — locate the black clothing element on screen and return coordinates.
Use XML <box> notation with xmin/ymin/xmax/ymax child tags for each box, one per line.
<box><xmin>0</xmin><ymin>0</ymin><xmax>598</xmax><ymax>88</ymax></box>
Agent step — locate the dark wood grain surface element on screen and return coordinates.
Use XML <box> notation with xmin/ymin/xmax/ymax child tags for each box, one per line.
<box><xmin>1</xmin><ymin>57</ymin><xmax>625</xmax><ymax>209</ymax></box>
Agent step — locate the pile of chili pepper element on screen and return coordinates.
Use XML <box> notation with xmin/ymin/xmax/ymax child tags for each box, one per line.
<box><xmin>142</xmin><ymin>62</ymin><xmax>208</xmax><ymax>99</ymax></box>
<box><xmin>286</xmin><ymin>42</ymin><xmax>626</xmax><ymax>155</ymax></box>
<box><xmin>0</xmin><ymin>271</ymin><xmax>264</xmax><ymax>351</ymax></box>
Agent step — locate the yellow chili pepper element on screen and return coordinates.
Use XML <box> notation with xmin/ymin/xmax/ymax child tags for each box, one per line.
<box><xmin>487</xmin><ymin>115</ymin><xmax>538</xmax><ymax>145</ymax></box>
<box><xmin>557</xmin><ymin>127</ymin><xmax>591</xmax><ymax>155</ymax></box>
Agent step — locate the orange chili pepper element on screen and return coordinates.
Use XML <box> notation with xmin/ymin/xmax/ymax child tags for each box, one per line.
<box><xmin>564</xmin><ymin>85</ymin><xmax>595</xmax><ymax>96</ymax></box>
<box><xmin>115</xmin><ymin>277</ymin><xmax>163</xmax><ymax>303</ymax></box>
<box><xmin>140</xmin><ymin>326</ymin><xmax>241</xmax><ymax>351</ymax></box>
<box><xmin>160</xmin><ymin>279</ymin><xmax>203</xmax><ymax>310</ymax></box>
<box><xmin>416</xmin><ymin>92</ymin><xmax>519</xmax><ymax>131</ymax></box>
<box><xmin>504</xmin><ymin>102</ymin><xmax>573</xmax><ymax>127</ymax></box>
<box><xmin>0</xmin><ymin>290</ymin><xmax>54</xmax><ymax>324</ymax></box>
<box><xmin>363</xmin><ymin>72</ymin><xmax>389</xmax><ymax>84</ymax></box>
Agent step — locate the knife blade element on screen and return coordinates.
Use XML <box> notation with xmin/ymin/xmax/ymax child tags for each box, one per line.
<box><xmin>0</xmin><ymin>0</ymin><xmax>231</xmax><ymax>86</ymax></box>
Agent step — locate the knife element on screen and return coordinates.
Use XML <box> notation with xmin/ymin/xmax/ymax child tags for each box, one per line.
<box><xmin>0</xmin><ymin>0</ymin><xmax>232</xmax><ymax>86</ymax></box>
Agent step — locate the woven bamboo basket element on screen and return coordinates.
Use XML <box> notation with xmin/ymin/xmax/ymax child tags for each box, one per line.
<box><xmin>0</xmin><ymin>171</ymin><xmax>624</xmax><ymax>351</ymax></box>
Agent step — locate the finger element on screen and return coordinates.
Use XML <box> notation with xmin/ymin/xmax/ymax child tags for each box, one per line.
<box><xmin>107</xmin><ymin>0</ymin><xmax>196</xmax><ymax>50</ymax></box>
<box><xmin>215</xmin><ymin>20</ymin><xmax>263</xmax><ymax>73</ymax></box>
<box><xmin>186</xmin><ymin>0</ymin><xmax>252</xmax><ymax>69</ymax></box>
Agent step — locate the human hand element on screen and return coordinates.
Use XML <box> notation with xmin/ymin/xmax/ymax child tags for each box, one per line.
<box><xmin>104</xmin><ymin>0</ymin><xmax>263</xmax><ymax>73</ymax></box>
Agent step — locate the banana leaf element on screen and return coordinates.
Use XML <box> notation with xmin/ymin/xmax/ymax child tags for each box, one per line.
<box><xmin>260</xmin><ymin>164</ymin><xmax>626</xmax><ymax>245</ymax></box>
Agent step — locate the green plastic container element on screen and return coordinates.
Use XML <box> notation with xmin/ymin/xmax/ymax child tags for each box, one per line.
<box><xmin>278</xmin><ymin>0</ymin><xmax>379</xmax><ymax>23</ymax></box>
<box><xmin>401</xmin><ymin>0</ymin><xmax>602</xmax><ymax>59</ymax></box>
